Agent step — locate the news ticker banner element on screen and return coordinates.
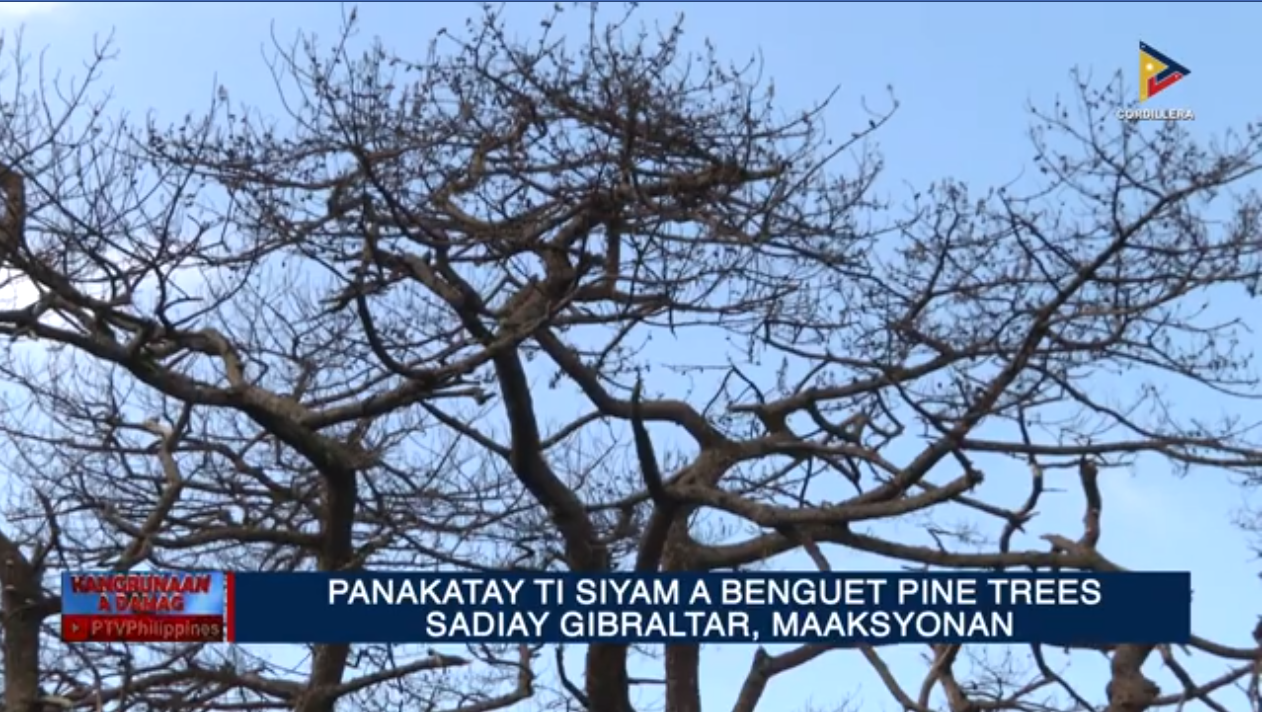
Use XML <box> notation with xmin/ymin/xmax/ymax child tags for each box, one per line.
<box><xmin>60</xmin><ymin>571</ymin><xmax>1191</xmax><ymax>645</ymax></box>
<box><xmin>60</xmin><ymin>572</ymin><xmax>228</xmax><ymax>643</ymax></box>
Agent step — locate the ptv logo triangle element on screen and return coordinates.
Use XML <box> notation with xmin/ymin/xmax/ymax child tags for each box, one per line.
<box><xmin>1139</xmin><ymin>42</ymin><xmax>1190</xmax><ymax>102</ymax></box>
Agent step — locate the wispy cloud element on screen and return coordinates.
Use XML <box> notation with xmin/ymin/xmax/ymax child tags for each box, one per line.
<box><xmin>0</xmin><ymin>2</ymin><xmax>64</xmax><ymax>18</ymax></box>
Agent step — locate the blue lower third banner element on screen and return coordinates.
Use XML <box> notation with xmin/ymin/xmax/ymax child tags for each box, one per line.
<box><xmin>228</xmin><ymin>572</ymin><xmax>1190</xmax><ymax>645</ymax></box>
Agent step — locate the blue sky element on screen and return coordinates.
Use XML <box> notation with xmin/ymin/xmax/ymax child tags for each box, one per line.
<box><xmin>4</xmin><ymin>2</ymin><xmax>1259</xmax><ymax>710</ymax></box>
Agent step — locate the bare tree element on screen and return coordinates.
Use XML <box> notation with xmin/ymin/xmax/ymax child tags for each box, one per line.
<box><xmin>0</xmin><ymin>4</ymin><xmax>1260</xmax><ymax>712</ymax></box>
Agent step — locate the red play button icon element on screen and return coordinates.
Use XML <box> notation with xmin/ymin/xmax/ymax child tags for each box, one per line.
<box><xmin>60</xmin><ymin>615</ymin><xmax>89</xmax><ymax>642</ymax></box>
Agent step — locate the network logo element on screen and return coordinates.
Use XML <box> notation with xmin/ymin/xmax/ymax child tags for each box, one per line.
<box><xmin>1139</xmin><ymin>42</ymin><xmax>1190</xmax><ymax>102</ymax></box>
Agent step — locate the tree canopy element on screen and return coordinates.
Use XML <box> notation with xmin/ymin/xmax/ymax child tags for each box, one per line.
<box><xmin>0</xmin><ymin>4</ymin><xmax>1260</xmax><ymax>712</ymax></box>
